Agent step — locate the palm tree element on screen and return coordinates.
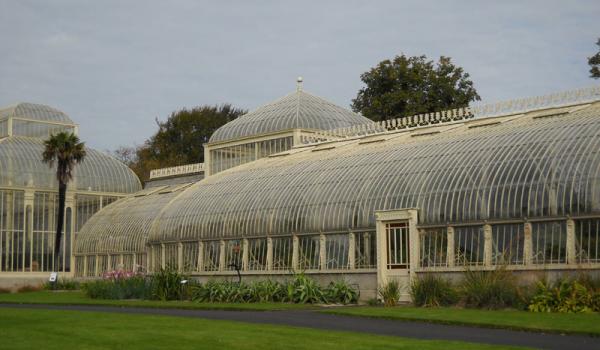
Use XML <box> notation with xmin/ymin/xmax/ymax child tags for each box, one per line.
<box><xmin>42</xmin><ymin>132</ymin><xmax>86</xmax><ymax>271</ymax></box>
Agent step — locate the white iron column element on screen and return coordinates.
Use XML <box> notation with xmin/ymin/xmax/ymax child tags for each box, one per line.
<box><xmin>24</xmin><ymin>190</ymin><xmax>34</xmax><ymax>272</ymax></box>
<box><xmin>483</xmin><ymin>224</ymin><xmax>493</xmax><ymax>266</ymax></box>
<box><xmin>219</xmin><ymin>240</ymin><xmax>225</xmax><ymax>272</ymax></box>
<box><xmin>446</xmin><ymin>226</ymin><xmax>455</xmax><ymax>267</ymax></box>
<box><xmin>266</xmin><ymin>237</ymin><xmax>273</xmax><ymax>271</ymax></box>
<box><xmin>83</xmin><ymin>256</ymin><xmax>87</xmax><ymax>277</ymax></box>
<box><xmin>197</xmin><ymin>241</ymin><xmax>204</xmax><ymax>272</ymax></box>
<box><xmin>319</xmin><ymin>234</ymin><xmax>326</xmax><ymax>270</ymax></box>
<box><xmin>292</xmin><ymin>235</ymin><xmax>299</xmax><ymax>271</ymax></box>
<box><xmin>242</xmin><ymin>239</ymin><xmax>249</xmax><ymax>271</ymax></box>
<box><xmin>177</xmin><ymin>242</ymin><xmax>183</xmax><ymax>272</ymax></box>
<box><xmin>348</xmin><ymin>232</ymin><xmax>356</xmax><ymax>269</ymax></box>
<box><xmin>523</xmin><ymin>222</ymin><xmax>533</xmax><ymax>266</ymax></box>
<box><xmin>566</xmin><ymin>219</ymin><xmax>576</xmax><ymax>265</ymax></box>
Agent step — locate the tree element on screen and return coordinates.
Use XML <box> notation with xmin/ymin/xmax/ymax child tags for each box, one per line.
<box><xmin>129</xmin><ymin>104</ymin><xmax>246</xmax><ymax>181</ymax></box>
<box><xmin>352</xmin><ymin>55</ymin><xmax>480</xmax><ymax>121</ymax></box>
<box><xmin>42</xmin><ymin>132</ymin><xmax>86</xmax><ymax>270</ymax></box>
<box><xmin>589</xmin><ymin>38</ymin><xmax>600</xmax><ymax>79</ymax></box>
<box><xmin>110</xmin><ymin>145</ymin><xmax>138</xmax><ymax>166</ymax></box>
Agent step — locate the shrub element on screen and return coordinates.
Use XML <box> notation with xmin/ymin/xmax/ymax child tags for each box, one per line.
<box><xmin>378</xmin><ymin>280</ymin><xmax>401</xmax><ymax>307</ymax></box>
<box><xmin>0</xmin><ymin>287</ymin><xmax>11</xmax><ymax>294</ymax></box>
<box><xmin>83</xmin><ymin>275</ymin><xmax>148</xmax><ymax>300</ymax></box>
<box><xmin>284</xmin><ymin>273</ymin><xmax>326</xmax><ymax>304</ymax></box>
<box><xmin>324</xmin><ymin>279</ymin><xmax>359</xmax><ymax>305</ymax></box>
<box><xmin>191</xmin><ymin>280</ymin><xmax>222</xmax><ymax>303</ymax></box>
<box><xmin>191</xmin><ymin>280</ymin><xmax>251</xmax><ymax>303</ymax></box>
<box><xmin>178</xmin><ymin>274</ymin><xmax>361</xmax><ymax>305</ymax></box>
<box><xmin>528</xmin><ymin>278</ymin><xmax>598</xmax><ymax>313</ymax></box>
<box><xmin>248</xmin><ymin>280</ymin><xmax>286</xmax><ymax>303</ymax></box>
<box><xmin>191</xmin><ymin>276</ymin><xmax>342</xmax><ymax>304</ymax></box>
<box><xmin>460</xmin><ymin>267</ymin><xmax>519</xmax><ymax>309</ymax></box>
<box><xmin>150</xmin><ymin>268</ymin><xmax>188</xmax><ymax>301</ymax></box>
<box><xmin>411</xmin><ymin>274</ymin><xmax>458</xmax><ymax>307</ymax></box>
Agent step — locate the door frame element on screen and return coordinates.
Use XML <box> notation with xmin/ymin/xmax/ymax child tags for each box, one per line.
<box><xmin>375</xmin><ymin>209</ymin><xmax>419</xmax><ymax>302</ymax></box>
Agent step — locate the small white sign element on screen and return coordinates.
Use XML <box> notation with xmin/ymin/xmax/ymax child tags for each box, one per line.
<box><xmin>49</xmin><ymin>272</ymin><xmax>57</xmax><ymax>282</ymax></box>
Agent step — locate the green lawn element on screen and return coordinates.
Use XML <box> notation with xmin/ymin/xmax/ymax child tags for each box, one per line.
<box><xmin>0</xmin><ymin>307</ymin><xmax>527</xmax><ymax>350</ymax></box>
<box><xmin>0</xmin><ymin>290</ymin><xmax>313</xmax><ymax>311</ymax></box>
<box><xmin>3</xmin><ymin>291</ymin><xmax>599</xmax><ymax>337</ymax></box>
<box><xmin>323</xmin><ymin>306</ymin><xmax>600</xmax><ymax>336</ymax></box>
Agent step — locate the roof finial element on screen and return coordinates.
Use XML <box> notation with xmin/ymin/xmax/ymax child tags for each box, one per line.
<box><xmin>296</xmin><ymin>76</ymin><xmax>303</xmax><ymax>91</ymax></box>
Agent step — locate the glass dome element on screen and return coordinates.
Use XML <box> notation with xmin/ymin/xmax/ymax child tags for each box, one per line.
<box><xmin>209</xmin><ymin>89</ymin><xmax>371</xmax><ymax>143</ymax></box>
<box><xmin>0</xmin><ymin>102</ymin><xmax>75</xmax><ymax>124</ymax></box>
<box><xmin>0</xmin><ymin>136</ymin><xmax>141</xmax><ymax>193</ymax></box>
<box><xmin>0</xmin><ymin>102</ymin><xmax>142</xmax><ymax>275</ymax></box>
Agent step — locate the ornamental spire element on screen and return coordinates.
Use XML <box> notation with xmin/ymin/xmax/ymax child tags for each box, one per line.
<box><xmin>296</xmin><ymin>76</ymin><xmax>303</xmax><ymax>91</ymax></box>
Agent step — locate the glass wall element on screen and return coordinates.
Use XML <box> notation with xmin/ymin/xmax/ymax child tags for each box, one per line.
<box><xmin>247</xmin><ymin>238</ymin><xmax>267</xmax><ymax>271</ymax></box>
<box><xmin>209</xmin><ymin>136</ymin><xmax>293</xmax><ymax>174</ymax></box>
<box><xmin>298</xmin><ymin>235</ymin><xmax>320</xmax><ymax>270</ymax></box>
<box><xmin>31</xmin><ymin>192</ymin><xmax>57</xmax><ymax>272</ymax></box>
<box><xmin>531</xmin><ymin>221</ymin><xmax>566</xmax><ymax>264</ymax></box>
<box><xmin>0</xmin><ymin>190</ymin><xmax>25</xmax><ymax>272</ymax></box>
<box><xmin>419</xmin><ymin>228</ymin><xmax>447</xmax><ymax>267</ymax></box>
<box><xmin>575</xmin><ymin>219</ymin><xmax>600</xmax><ymax>263</ymax></box>
<box><xmin>325</xmin><ymin>234</ymin><xmax>349</xmax><ymax>269</ymax></box>
<box><xmin>492</xmin><ymin>224</ymin><xmax>524</xmax><ymax>265</ymax></box>
<box><xmin>149</xmin><ymin>232</ymin><xmax>375</xmax><ymax>274</ymax></box>
<box><xmin>143</xmin><ymin>216</ymin><xmax>600</xmax><ymax>276</ymax></box>
<box><xmin>355</xmin><ymin>232</ymin><xmax>376</xmax><ymax>269</ymax></box>
<box><xmin>0</xmin><ymin>189</ymin><xmax>115</xmax><ymax>273</ymax></box>
<box><xmin>272</xmin><ymin>236</ymin><xmax>292</xmax><ymax>271</ymax></box>
<box><xmin>454</xmin><ymin>226</ymin><xmax>485</xmax><ymax>266</ymax></box>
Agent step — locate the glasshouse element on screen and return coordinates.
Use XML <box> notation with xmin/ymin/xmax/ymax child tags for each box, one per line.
<box><xmin>74</xmin><ymin>82</ymin><xmax>600</xmax><ymax>299</ymax></box>
<box><xmin>0</xmin><ymin>103</ymin><xmax>141</xmax><ymax>281</ymax></box>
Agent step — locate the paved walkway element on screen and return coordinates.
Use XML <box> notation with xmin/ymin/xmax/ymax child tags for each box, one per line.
<box><xmin>2</xmin><ymin>303</ymin><xmax>600</xmax><ymax>349</ymax></box>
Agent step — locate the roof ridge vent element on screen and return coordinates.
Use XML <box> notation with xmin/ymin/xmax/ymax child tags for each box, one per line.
<box><xmin>299</xmin><ymin>85</ymin><xmax>600</xmax><ymax>146</ymax></box>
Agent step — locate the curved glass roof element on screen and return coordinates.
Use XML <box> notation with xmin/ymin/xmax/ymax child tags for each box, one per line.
<box><xmin>0</xmin><ymin>137</ymin><xmax>141</xmax><ymax>193</ymax></box>
<box><xmin>209</xmin><ymin>89</ymin><xmax>371</xmax><ymax>143</ymax></box>
<box><xmin>147</xmin><ymin>102</ymin><xmax>600</xmax><ymax>243</ymax></box>
<box><xmin>74</xmin><ymin>184</ymin><xmax>192</xmax><ymax>255</ymax></box>
<box><xmin>0</xmin><ymin>102</ymin><xmax>75</xmax><ymax>124</ymax></box>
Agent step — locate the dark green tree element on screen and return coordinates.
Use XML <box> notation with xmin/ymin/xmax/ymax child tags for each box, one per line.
<box><xmin>589</xmin><ymin>38</ymin><xmax>600</xmax><ymax>79</ymax></box>
<box><xmin>129</xmin><ymin>104</ymin><xmax>246</xmax><ymax>181</ymax></box>
<box><xmin>42</xmin><ymin>132</ymin><xmax>86</xmax><ymax>269</ymax></box>
<box><xmin>352</xmin><ymin>55</ymin><xmax>480</xmax><ymax>121</ymax></box>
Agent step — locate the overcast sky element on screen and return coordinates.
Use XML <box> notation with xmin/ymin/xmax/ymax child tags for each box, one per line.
<box><xmin>1</xmin><ymin>1</ymin><xmax>599</xmax><ymax>151</ymax></box>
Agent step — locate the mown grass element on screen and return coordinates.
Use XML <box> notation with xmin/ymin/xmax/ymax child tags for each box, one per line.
<box><xmin>0</xmin><ymin>291</ymin><xmax>314</xmax><ymax>311</ymax></box>
<box><xmin>0</xmin><ymin>307</ymin><xmax>527</xmax><ymax>350</ymax></box>
<box><xmin>323</xmin><ymin>306</ymin><xmax>600</xmax><ymax>336</ymax></box>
